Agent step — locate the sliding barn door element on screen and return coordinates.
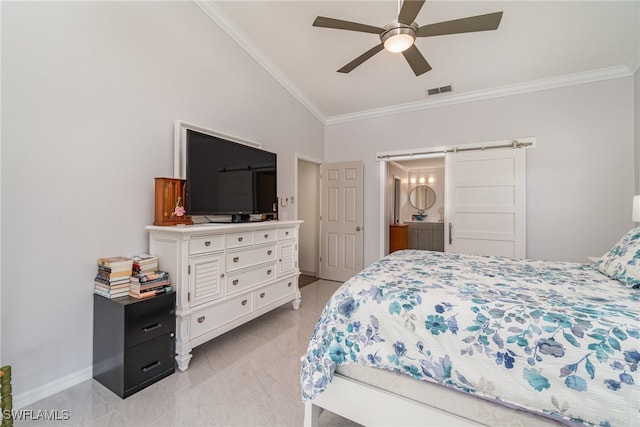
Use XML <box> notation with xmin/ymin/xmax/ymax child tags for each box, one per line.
<box><xmin>445</xmin><ymin>148</ymin><xmax>526</xmax><ymax>258</ymax></box>
<box><xmin>320</xmin><ymin>161</ymin><xmax>364</xmax><ymax>282</ymax></box>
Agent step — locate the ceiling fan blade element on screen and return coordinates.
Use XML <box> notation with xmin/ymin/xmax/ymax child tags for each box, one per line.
<box><xmin>313</xmin><ymin>16</ymin><xmax>383</xmax><ymax>34</ymax></box>
<box><xmin>337</xmin><ymin>43</ymin><xmax>385</xmax><ymax>73</ymax></box>
<box><xmin>397</xmin><ymin>0</ymin><xmax>426</xmax><ymax>25</ymax></box>
<box><xmin>417</xmin><ymin>11</ymin><xmax>503</xmax><ymax>37</ymax></box>
<box><xmin>402</xmin><ymin>45</ymin><xmax>432</xmax><ymax>76</ymax></box>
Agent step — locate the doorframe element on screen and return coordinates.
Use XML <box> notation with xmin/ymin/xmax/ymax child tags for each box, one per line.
<box><xmin>377</xmin><ymin>137</ymin><xmax>536</xmax><ymax>259</ymax></box>
<box><xmin>295</xmin><ymin>153</ymin><xmax>323</xmax><ymax>277</ymax></box>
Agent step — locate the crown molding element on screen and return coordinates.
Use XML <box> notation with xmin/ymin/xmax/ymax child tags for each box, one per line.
<box><xmin>195</xmin><ymin>1</ymin><xmax>635</xmax><ymax>128</ymax></box>
<box><xmin>325</xmin><ymin>65</ymin><xmax>634</xmax><ymax>125</ymax></box>
<box><xmin>194</xmin><ymin>1</ymin><xmax>327</xmax><ymax>124</ymax></box>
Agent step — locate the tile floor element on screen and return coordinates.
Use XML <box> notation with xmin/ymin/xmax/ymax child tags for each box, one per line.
<box><xmin>18</xmin><ymin>280</ymin><xmax>359</xmax><ymax>427</ymax></box>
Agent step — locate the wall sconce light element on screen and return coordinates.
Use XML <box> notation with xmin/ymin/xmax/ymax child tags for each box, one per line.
<box><xmin>410</xmin><ymin>177</ymin><xmax>417</xmax><ymax>184</ymax></box>
<box><xmin>418</xmin><ymin>177</ymin><xmax>426</xmax><ymax>184</ymax></box>
<box><xmin>427</xmin><ymin>177</ymin><xmax>435</xmax><ymax>184</ymax></box>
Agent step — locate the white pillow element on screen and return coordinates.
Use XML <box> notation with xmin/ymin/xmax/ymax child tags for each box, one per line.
<box><xmin>595</xmin><ymin>228</ymin><xmax>640</xmax><ymax>288</ymax></box>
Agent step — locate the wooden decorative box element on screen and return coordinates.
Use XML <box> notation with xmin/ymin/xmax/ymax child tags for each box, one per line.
<box><xmin>153</xmin><ymin>177</ymin><xmax>193</xmax><ymax>226</ymax></box>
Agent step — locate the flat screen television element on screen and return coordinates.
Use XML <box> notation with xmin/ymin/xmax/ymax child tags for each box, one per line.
<box><xmin>185</xmin><ymin>129</ymin><xmax>277</xmax><ymax>221</ymax></box>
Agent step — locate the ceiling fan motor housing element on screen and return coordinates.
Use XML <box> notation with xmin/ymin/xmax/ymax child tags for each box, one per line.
<box><xmin>381</xmin><ymin>22</ymin><xmax>418</xmax><ymax>52</ymax></box>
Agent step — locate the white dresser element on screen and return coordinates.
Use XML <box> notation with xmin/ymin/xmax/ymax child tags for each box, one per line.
<box><xmin>146</xmin><ymin>220</ymin><xmax>302</xmax><ymax>371</ymax></box>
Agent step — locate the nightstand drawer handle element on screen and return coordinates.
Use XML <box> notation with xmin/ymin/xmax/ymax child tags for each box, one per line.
<box><xmin>238</xmin><ymin>237</ymin><xmax>243</xmax><ymax>242</ymax></box>
<box><xmin>233</xmin><ymin>279</ymin><xmax>239</xmax><ymax>286</ymax></box>
<box><xmin>197</xmin><ymin>316</ymin><xmax>205</xmax><ymax>323</ymax></box>
<box><xmin>233</xmin><ymin>257</ymin><xmax>239</xmax><ymax>263</ymax></box>
<box><xmin>260</xmin><ymin>292</ymin><xmax>266</xmax><ymax>299</ymax></box>
<box><xmin>204</xmin><ymin>241</ymin><xmax>211</xmax><ymax>247</ymax></box>
<box><xmin>142</xmin><ymin>361</ymin><xmax>162</xmax><ymax>373</ymax></box>
<box><xmin>142</xmin><ymin>323</ymin><xmax>162</xmax><ymax>333</ymax></box>
<box><xmin>241</xmin><ymin>299</ymin><xmax>248</xmax><ymax>306</ymax></box>
<box><xmin>267</xmin><ymin>250</ymin><xmax>273</xmax><ymax>255</ymax></box>
<box><xmin>267</xmin><ymin>269</ymin><xmax>272</xmax><ymax>275</ymax></box>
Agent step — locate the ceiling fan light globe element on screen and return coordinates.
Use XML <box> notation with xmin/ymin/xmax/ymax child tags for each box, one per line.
<box><xmin>384</xmin><ymin>34</ymin><xmax>414</xmax><ymax>53</ymax></box>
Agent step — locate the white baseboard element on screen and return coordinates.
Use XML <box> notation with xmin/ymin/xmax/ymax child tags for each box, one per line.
<box><xmin>14</xmin><ymin>367</ymin><xmax>92</xmax><ymax>410</ymax></box>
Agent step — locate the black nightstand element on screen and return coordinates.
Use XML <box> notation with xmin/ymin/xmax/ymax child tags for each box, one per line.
<box><xmin>93</xmin><ymin>291</ymin><xmax>176</xmax><ymax>398</ymax></box>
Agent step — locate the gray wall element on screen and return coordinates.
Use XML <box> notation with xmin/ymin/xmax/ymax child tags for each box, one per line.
<box><xmin>1</xmin><ymin>1</ymin><xmax>323</xmax><ymax>405</ymax></box>
<box><xmin>325</xmin><ymin>77</ymin><xmax>635</xmax><ymax>266</ymax></box>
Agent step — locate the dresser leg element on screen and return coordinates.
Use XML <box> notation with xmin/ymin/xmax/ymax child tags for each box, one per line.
<box><xmin>292</xmin><ymin>291</ymin><xmax>301</xmax><ymax>310</ymax></box>
<box><xmin>175</xmin><ymin>352</ymin><xmax>192</xmax><ymax>371</ymax></box>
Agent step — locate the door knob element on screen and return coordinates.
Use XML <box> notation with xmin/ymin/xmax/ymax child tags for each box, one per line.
<box><xmin>356</xmin><ymin>226</ymin><xmax>362</xmax><ymax>231</ymax></box>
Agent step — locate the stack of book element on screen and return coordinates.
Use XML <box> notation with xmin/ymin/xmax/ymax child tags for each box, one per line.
<box><xmin>131</xmin><ymin>253</ymin><xmax>159</xmax><ymax>275</ymax></box>
<box><xmin>95</xmin><ymin>256</ymin><xmax>133</xmax><ymax>299</ymax></box>
<box><xmin>129</xmin><ymin>270</ymin><xmax>171</xmax><ymax>299</ymax></box>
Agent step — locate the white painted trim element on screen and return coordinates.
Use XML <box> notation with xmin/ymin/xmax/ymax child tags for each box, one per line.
<box><xmin>173</xmin><ymin>120</ymin><xmax>262</xmax><ymax>179</ymax></box>
<box><xmin>378</xmin><ymin>160</ymin><xmax>387</xmax><ymax>260</ymax></box>
<box><xmin>193</xmin><ymin>1</ymin><xmax>326</xmax><ymax>124</ymax></box>
<box><xmin>327</xmin><ymin>66</ymin><xmax>632</xmax><ymax>125</ymax></box>
<box><xmin>14</xmin><ymin>367</ymin><xmax>92</xmax><ymax>410</ymax></box>
<box><xmin>193</xmin><ymin>1</ymin><xmax>634</xmax><ymax>127</ymax></box>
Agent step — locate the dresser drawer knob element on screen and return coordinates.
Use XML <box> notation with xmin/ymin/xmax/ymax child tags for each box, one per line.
<box><xmin>220</xmin><ymin>273</ymin><xmax>225</xmax><ymax>278</ymax></box>
<box><xmin>241</xmin><ymin>299</ymin><xmax>248</xmax><ymax>306</ymax></box>
<box><xmin>238</xmin><ymin>237</ymin><xmax>243</xmax><ymax>242</ymax></box>
<box><xmin>288</xmin><ymin>282</ymin><xmax>292</xmax><ymax>287</ymax></box>
<box><xmin>142</xmin><ymin>361</ymin><xmax>162</xmax><ymax>373</ymax></box>
<box><xmin>264</xmin><ymin>234</ymin><xmax>269</xmax><ymax>239</ymax></box>
<box><xmin>285</xmin><ymin>231</ymin><xmax>289</xmax><ymax>236</ymax></box>
<box><xmin>233</xmin><ymin>257</ymin><xmax>239</xmax><ymax>263</ymax></box>
<box><xmin>267</xmin><ymin>269</ymin><xmax>272</xmax><ymax>275</ymax></box>
<box><xmin>142</xmin><ymin>323</ymin><xmax>162</xmax><ymax>333</ymax></box>
<box><xmin>233</xmin><ymin>279</ymin><xmax>239</xmax><ymax>286</ymax></box>
<box><xmin>260</xmin><ymin>292</ymin><xmax>266</xmax><ymax>299</ymax></box>
<box><xmin>267</xmin><ymin>250</ymin><xmax>273</xmax><ymax>255</ymax></box>
<box><xmin>197</xmin><ymin>316</ymin><xmax>205</xmax><ymax>323</ymax></box>
<box><xmin>204</xmin><ymin>241</ymin><xmax>211</xmax><ymax>247</ymax></box>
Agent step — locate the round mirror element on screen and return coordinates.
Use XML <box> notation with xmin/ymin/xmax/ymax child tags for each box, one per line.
<box><xmin>409</xmin><ymin>185</ymin><xmax>436</xmax><ymax>210</ymax></box>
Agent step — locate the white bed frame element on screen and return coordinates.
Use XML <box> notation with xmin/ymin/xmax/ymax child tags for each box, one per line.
<box><xmin>304</xmin><ymin>373</ymin><xmax>484</xmax><ymax>427</ymax></box>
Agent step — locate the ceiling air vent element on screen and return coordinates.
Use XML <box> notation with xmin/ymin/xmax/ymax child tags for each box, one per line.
<box><xmin>426</xmin><ymin>85</ymin><xmax>453</xmax><ymax>96</ymax></box>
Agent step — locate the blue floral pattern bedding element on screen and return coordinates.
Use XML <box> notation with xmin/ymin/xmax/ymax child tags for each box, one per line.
<box><xmin>300</xmin><ymin>250</ymin><xmax>640</xmax><ymax>426</ymax></box>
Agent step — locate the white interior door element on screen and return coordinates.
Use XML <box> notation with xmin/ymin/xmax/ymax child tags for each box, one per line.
<box><xmin>445</xmin><ymin>148</ymin><xmax>526</xmax><ymax>258</ymax></box>
<box><xmin>320</xmin><ymin>161</ymin><xmax>364</xmax><ymax>282</ymax></box>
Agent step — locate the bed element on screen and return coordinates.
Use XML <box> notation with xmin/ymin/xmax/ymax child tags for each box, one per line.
<box><xmin>300</xmin><ymin>228</ymin><xmax>640</xmax><ymax>426</ymax></box>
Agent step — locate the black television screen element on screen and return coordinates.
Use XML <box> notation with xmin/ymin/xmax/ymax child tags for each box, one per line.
<box><xmin>186</xmin><ymin>129</ymin><xmax>277</xmax><ymax>218</ymax></box>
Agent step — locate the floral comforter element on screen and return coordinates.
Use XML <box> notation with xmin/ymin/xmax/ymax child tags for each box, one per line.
<box><xmin>300</xmin><ymin>250</ymin><xmax>640</xmax><ymax>426</ymax></box>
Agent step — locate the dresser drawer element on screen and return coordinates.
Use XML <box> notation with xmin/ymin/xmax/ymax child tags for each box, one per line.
<box><xmin>226</xmin><ymin>244</ymin><xmax>277</xmax><ymax>272</ymax></box>
<box><xmin>227</xmin><ymin>263</ymin><xmax>277</xmax><ymax>295</ymax></box>
<box><xmin>190</xmin><ymin>294</ymin><xmax>253</xmax><ymax>339</ymax></box>
<box><xmin>254</xmin><ymin>229</ymin><xmax>276</xmax><ymax>244</ymax></box>
<box><xmin>123</xmin><ymin>333</ymin><xmax>175</xmax><ymax>397</ymax></box>
<box><xmin>255</xmin><ymin>277</ymin><xmax>297</xmax><ymax>310</ymax></box>
<box><xmin>277</xmin><ymin>227</ymin><xmax>296</xmax><ymax>240</ymax></box>
<box><xmin>190</xmin><ymin>235</ymin><xmax>224</xmax><ymax>255</ymax></box>
<box><xmin>226</xmin><ymin>231</ymin><xmax>253</xmax><ymax>249</ymax></box>
<box><xmin>124</xmin><ymin>292</ymin><xmax>176</xmax><ymax>348</ymax></box>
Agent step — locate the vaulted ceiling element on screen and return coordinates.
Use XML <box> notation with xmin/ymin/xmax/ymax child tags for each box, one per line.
<box><xmin>200</xmin><ymin>1</ymin><xmax>639</xmax><ymax>124</ymax></box>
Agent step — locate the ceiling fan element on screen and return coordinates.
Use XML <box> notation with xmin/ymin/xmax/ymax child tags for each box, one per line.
<box><xmin>312</xmin><ymin>0</ymin><xmax>503</xmax><ymax>76</ymax></box>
